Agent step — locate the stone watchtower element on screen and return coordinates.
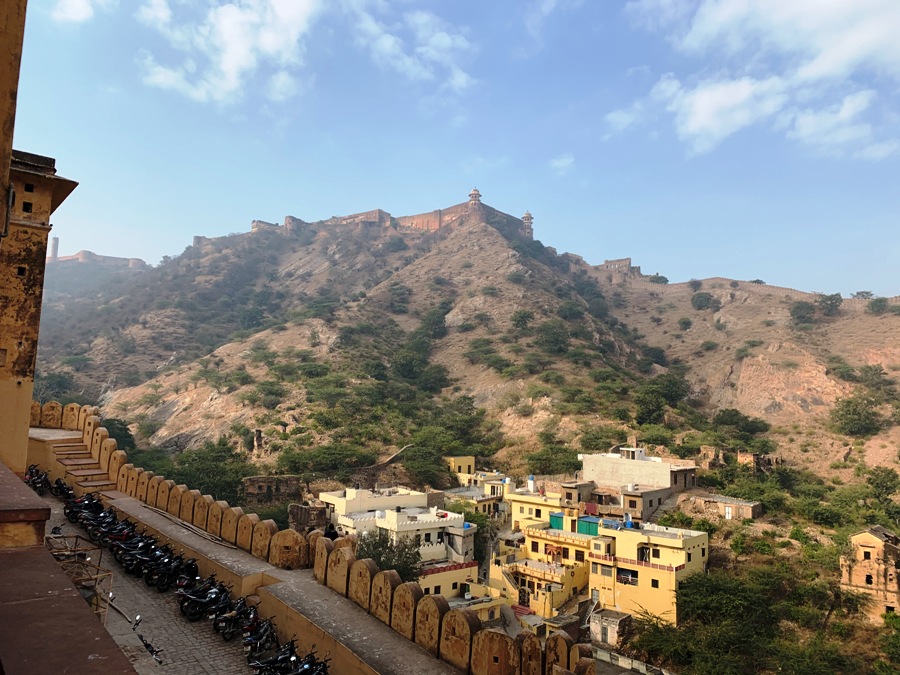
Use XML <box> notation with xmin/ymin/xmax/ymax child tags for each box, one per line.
<box><xmin>522</xmin><ymin>211</ymin><xmax>533</xmax><ymax>239</ymax></box>
<box><xmin>468</xmin><ymin>187</ymin><xmax>482</xmax><ymax>206</ymax></box>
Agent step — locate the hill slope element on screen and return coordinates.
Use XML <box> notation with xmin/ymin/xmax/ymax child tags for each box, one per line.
<box><xmin>36</xmin><ymin>202</ymin><xmax>900</xmax><ymax>481</ymax></box>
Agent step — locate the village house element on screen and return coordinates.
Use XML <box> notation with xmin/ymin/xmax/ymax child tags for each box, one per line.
<box><xmin>319</xmin><ymin>486</ymin><xmax>478</xmax><ymax>598</ymax></box>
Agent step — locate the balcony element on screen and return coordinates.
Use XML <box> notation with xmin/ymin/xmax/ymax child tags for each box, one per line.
<box><xmin>616</xmin><ymin>575</ymin><xmax>639</xmax><ymax>586</ymax></box>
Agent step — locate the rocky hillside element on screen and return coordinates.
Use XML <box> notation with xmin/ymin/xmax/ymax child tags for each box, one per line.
<box><xmin>36</xmin><ymin>204</ymin><xmax>900</xmax><ymax>481</ymax></box>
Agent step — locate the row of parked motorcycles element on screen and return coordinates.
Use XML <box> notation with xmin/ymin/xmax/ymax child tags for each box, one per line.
<box><xmin>44</xmin><ymin>471</ymin><xmax>331</xmax><ymax>674</ymax></box>
<box><xmin>24</xmin><ymin>463</ymin><xmax>71</xmax><ymax>497</ymax></box>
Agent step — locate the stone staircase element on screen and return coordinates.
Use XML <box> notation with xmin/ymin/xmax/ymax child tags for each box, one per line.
<box><xmin>51</xmin><ymin>440</ymin><xmax>116</xmax><ymax>494</ymax></box>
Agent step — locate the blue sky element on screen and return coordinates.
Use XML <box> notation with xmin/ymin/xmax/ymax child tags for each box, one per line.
<box><xmin>15</xmin><ymin>0</ymin><xmax>900</xmax><ymax>295</ymax></box>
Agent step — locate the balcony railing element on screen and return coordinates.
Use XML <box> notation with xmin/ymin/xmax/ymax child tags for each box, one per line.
<box><xmin>616</xmin><ymin>575</ymin><xmax>639</xmax><ymax>586</ymax></box>
<box><xmin>588</xmin><ymin>551</ymin><xmax>684</xmax><ymax>572</ymax></box>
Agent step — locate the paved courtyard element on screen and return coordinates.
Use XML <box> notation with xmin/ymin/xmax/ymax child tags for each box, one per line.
<box><xmin>46</xmin><ymin>498</ymin><xmax>249</xmax><ymax>675</ymax></box>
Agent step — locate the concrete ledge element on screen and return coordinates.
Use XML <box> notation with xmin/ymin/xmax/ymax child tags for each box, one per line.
<box><xmin>0</xmin><ymin>547</ymin><xmax>135</xmax><ymax>674</ymax></box>
<box><xmin>107</xmin><ymin>495</ymin><xmax>273</xmax><ymax>596</ymax></box>
<box><xmin>0</xmin><ymin>462</ymin><xmax>50</xmax><ymax>547</ymax></box>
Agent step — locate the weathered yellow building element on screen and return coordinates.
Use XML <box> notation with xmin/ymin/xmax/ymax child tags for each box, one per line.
<box><xmin>588</xmin><ymin>520</ymin><xmax>707</xmax><ymax>624</ymax></box>
<box><xmin>841</xmin><ymin>525</ymin><xmax>900</xmax><ymax>621</ymax></box>
<box><xmin>0</xmin><ymin>2</ymin><xmax>77</xmax><ymax>475</ymax></box>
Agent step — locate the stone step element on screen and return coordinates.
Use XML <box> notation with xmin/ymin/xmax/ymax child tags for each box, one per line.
<box><xmin>50</xmin><ymin>442</ymin><xmax>88</xmax><ymax>451</ymax></box>
<box><xmin>75</xmin><ymin>479</ymin><xmax>117</xmax><ymax>495</ymax></box>
<box><xmin>57</xmin><ymin>458</ymin><xmax>100</xmax><ymax>468</ymax></box>
<box><xmin>52</xmin><ymin>447</ymin><xmax>91</xmax><ymax>457</ymax></box>
<box><xmin>65</xmin><ymin>468</ymin><xmax>111</xmax><ymax>479</ymax></box>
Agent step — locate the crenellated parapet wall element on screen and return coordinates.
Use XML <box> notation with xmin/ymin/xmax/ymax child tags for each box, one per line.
<box><xmin>596</xmin><ymin>273</ymin><xmax>900</xmax><ymax>312</ymax></box>
<box><xmin>29</xmin><ymin>400</ymin><xmax>290</xmax><ymax>570</ymax></box>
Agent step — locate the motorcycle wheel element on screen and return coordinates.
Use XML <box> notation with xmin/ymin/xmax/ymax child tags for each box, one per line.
<box><xmin>51</xmin><ymin>486</ymin><xmax>60</xmax><ymax>497</ymax></box>
<box><xmin>185</xmin><ymin>605</ymin><xmax>204</xmax><ymax>622</ymax></box>
<box><xmin>156</xmin><ymin>576</ymin><xmax>171</xmax><ymax>593</ymax></box>
<box><xmin>37</xmin><ymin>486</ymin><xmax>45</xmax><ymax>497</ymax></box>
<box><xmin>222</xmin><ymin>625</ymin><xmax>236</xmax><ymax>642</ymax></box>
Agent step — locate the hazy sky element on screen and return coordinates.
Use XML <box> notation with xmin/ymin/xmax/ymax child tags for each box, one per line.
<box><xmin>15</xmin><ymin>0</ymin><xmax>900</xmax><ymax>295</ymax></box>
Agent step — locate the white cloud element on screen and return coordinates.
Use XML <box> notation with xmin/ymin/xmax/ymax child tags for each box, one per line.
<box><xmin>136</xmin><ymin>0</ymin><xmax>322</xmax><ymax>103</ymax></box>
<box><xmin>344</xmin><ymin>1</ymin><xmax>476</xmax><ymax>97</ymax></box>
<box><xmin>651</xmin><ymin>74</ymin><xmax>788</xmax><ymax>154</ymax></box>
<box><xmin>605</xmin><ymin>102</ymin><xmax>643</xmax><ymax>135</ymax></box>
<box><xmin>549</xmin><ymin>152</ymin><xmax>575</xmax><ymax>175</ymax></box>
<box><xmin>51</xmin><ymin>0</ymin><xmax>116</xmax><ymax>23</ymax></box>
<box><xmin>618</xmin><ymin>0</ymin><xmax>900</xmax><ymax>158</ymax></box>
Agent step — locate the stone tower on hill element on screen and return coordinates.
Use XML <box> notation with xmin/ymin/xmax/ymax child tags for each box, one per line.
<box><xmin>248</xmin><ymin>188</ymin><xmax>534</xmax><ymax>240</ymax></box>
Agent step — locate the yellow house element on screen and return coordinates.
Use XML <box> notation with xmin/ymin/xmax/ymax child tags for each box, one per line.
<box><xmin>0</xmin><ymin>149</ymin><xmax>77</xmax><ymax>474</ymax></box>
<box><xmin>445</xmin><ymin>455</ymin><xmax>475</xmax><ymax>476</ymax></box>
<box><xmin>506</xmin><ymin>476</ymin><xmax>563</xmax><ymax>531</ymax></box>
<box><xmin>588</xmin><ymin>521</ymin><xmax>708</xmax><ymax>625</ymax></box>
<box><xmin>840</xmin><ymin>525</ymin><xmax>900</xmax><ymax>621</ymax></box>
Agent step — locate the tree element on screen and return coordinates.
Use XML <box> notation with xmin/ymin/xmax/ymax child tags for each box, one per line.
<box><xmin>648</xmin><ymin>274</ymin><xmax>669</xmax><ymax>284</ymax></box>
<box><xmin>816</xmin><ymin>293</ymin><xmax>843</xmax><ymax>317</ymax></box>
<box><xmin>831</xmin><ymin>395</ymin><xmax>882</xmax><ymax>436</ymax></box>
<box><xmin>420</xmin><ymin>308</ymin><xmax>448</xmax><ymax>339</ymax></box>
<box><xmin>869</xmin><ymin>298</ymin><xmax>890</xmax><ymax>315</ymax></box>
<box><xmin>356</xmin><ymin>529</ymin><xmax>422</xmax><ymax>582</ymax></box>
<box><xmin>868</xmin><ymin>467</ymin><xmax>900</xmax><ymax>503</ymax></box>
<box><xmin>511</xmin><ymin>310</ymin><xmax>534</xmax><ymax>329</ymax></box>
<box><xmin>789</xmin><ymin>301</ymin><xmax>816</xmax><ymax>324</ymax></box>
<box><xmin>634</xmin><ymin>390</ymin><xmax>666</xmax><ymax>425</ymax></box>
<box><xmin>557</xmin><ymin>301</ymin><xmax>584</xmax><ymax>321</ymax></box>
<box><xmin>688</xmin><ymin>279</ymin><xmax>703</xmax><ymax>292</ymax></box>
<box><xmin>691</xmin><ymin>292</ymin><xmax>721</xmax><ymax>311</ymax></box>
<box><xmin>587</xmin><ymin>297</ymin><xmax>609</xmax><ymax>319</ymax></box>
<box><xmin>101</xmin><ymin>418</ymin><xmax>136</xmax><ymax>450</ymax></box>
<box><xmin>534</xmin><ymin>320</ymin><xmax>570</xmax><ymax>354</ymax></box>
<box><xmin>677</xmin><ymin>317</ymin><xmax>692</xmax><ymax>330</ymax></box>
<box><xmin>852</xmin><ymin>290</ymin><xmax>874</xmax><ymax>300</ymax></box>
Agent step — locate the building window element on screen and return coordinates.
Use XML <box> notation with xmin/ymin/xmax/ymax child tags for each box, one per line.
<box><xmin>489</xmin><ymin>609</ymin><xmax>496</xmax><ymax>621</ymax></box>
<box><xmin>702</xmin><ymin>547</ymin><xmax>706</xmax><ymax>557</ymax></box>
<box><xmin>563</xmin><ymin>547</ymin><xmax>570</xmax><ymax>559</ymax></box>
<box><xmin>535</xmin><ymin>509</ymin><xmax>542</xmax><ymax>519</ymax></box>
<box><xmin>423</xmin><ymin>588</ymin><xmax>430</xmax><ymax>594</ymax></box>
<box><xmin>452</xmin><ymin>582</ymin><xmax>458</xmax><ymax>590</ymax></box>
<box><xmin>434</xmin><ymin>585</ymin><xmax>441</xmax><ymax>595</ymax></box>
<box><xmin>591</xmin><ymin>563</ymin><xmax>598</xmax><ymax>574</ymax></box>
<box><xmin>687</xmin><ymin>553</ymin><xmax>692</xmax><ymax>563</ymax></box>
<box><xmin>575</xmin><ymin>550</ymin><xmax>585</xmax><ymax>563</ymax></box>
<box><xmin>528</xmin><ymin>508</ymin><xmax>533</xmax><ymax>516</ymax></box>
<box><xmin>519</xmin><ymin>507</ymin><xmax>524</xmax><ymax>514</ymax></box>
<box><xmin>649</xmin><ymin>499</ymin><xmax>654</xmax><ymax>507</ymax></box>
<box><xmin>652</xmin><ymin>549</ymin><xmax>660</xmax><ymax>559</ymax></box>
<box><xmin>866</xmin><ymin>575</ymin><xmax>874</xmax><ymax>585</ymax></box>
<box><xmin>888</xmin><ymin>606</ymin><xmax>896</xmax><ymax>613</ymax></box>
<box><xmin>566</xmin><ymin>492</ymin><xmax>573</xmax><ymax>500</ymax></box>
<box><xmin>531</xmin><ymin>541</ymin><xmax>538</xmax><ymax>553</ymax></box>
<box><xmin>22</xmin><ymin>201</ymin><xmax>32</xmax><ymax>213</ymax></box>
<box><xmin>651</xmin><ymin>579</ymin><xmax>659</xmax><ymax>589</ymax></box>
<box><xmin>638</xmin><ymin>546</ymin><xmax>650</xmax><ymax>563</ymax></box>
<box><xmin>17</xmin><ymin>266</ymin><xmax>26</xmax><ymax>277</ymax></box>
<box><xmin>864</xmin><ymin>551</ymin><xmax>872</xmax><ymax>560</ymax></box>
<box><xmin>628</xmin><ymin>500</ymin><xmax>637</xmax><ymax>509</ymax></box>
<box><xmin>601</xmin><ymin>565</ymin><xmax>613</xmax><ymax>577</ymax></box>
<box><xmin>24</xmin><ymin>183</ymin><xmax>34</xmax><ymax>192</ymax></box>
<box><xmin>424</xmin><ymin>533</ymin><xmax>431</xmax><ymax>543</ymax></box>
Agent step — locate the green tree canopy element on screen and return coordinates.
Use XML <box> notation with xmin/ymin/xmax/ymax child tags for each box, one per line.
<box><xmin>356</xmin><ymin>529</ymin><xmax>422</xmax><ymax>582</ymax></box>
<box><xmin>831</xmin><ymin>396</ymin><xmax>882</xmax><ymax>436</ymax></box>
<box><xmin>816</xmin><ymin>293</ymin><xmax>843</xmax><ymax>317</ymax></box>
